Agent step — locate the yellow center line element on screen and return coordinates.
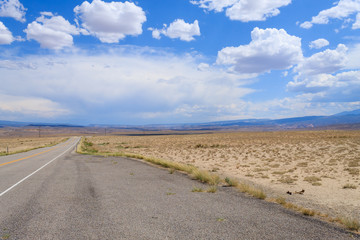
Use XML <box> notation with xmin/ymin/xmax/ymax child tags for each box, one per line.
<box><xmin>0</xmin><ymin>141</ymin><xmax>70</xmax><ymax>167</ymax></box>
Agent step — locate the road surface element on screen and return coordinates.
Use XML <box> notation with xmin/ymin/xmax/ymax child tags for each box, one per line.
<box><xmin>0</xmin><ymin>137</ymin><xmax>358</xmax><ymax>239</ymax></box>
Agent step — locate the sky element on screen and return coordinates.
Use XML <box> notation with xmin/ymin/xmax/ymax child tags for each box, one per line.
<box><xmin>0</xmin><ymin>0</ymin><xmax>360</xmax><ymax>125</ymax></box>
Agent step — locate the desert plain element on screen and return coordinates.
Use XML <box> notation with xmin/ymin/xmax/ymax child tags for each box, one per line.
<box><xmin>0</xmin><ymin>136</ymin><xmax>68</xmax><ymax>155</ymax></box>
<box><xmin>82</xmin><ymin>130</ymin><xmax>360</xmax><ymax>222</ymax></box>
<box><xmin>1</xmin><ymin>129</ymin><xmax>359</xmax><ymax>225</ymax></box>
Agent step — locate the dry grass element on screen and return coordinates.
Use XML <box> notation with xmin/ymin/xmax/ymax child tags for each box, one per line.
<box><xmin>338</xmin><ymin>217</ymin><xmax>360</xmax><ymax>231</ymax></box>
<box><xmin>192</xmin><ymin>186</ymin><xmax>204</xmax><ymax>192</ymax></box>
<box><xmin>274</xmin><ymin>197</ymin><xmax>316</xmax><ymax>216</ymax></box>
<box><xmin>206</xmin><ymin>186</ymin><xmax>218</xmax><ymax>193</ymax></box>
<box><xmin>304</xmin><ymin>176</ymin><xmax>322</xmax><ymax>186</ymax></box>
<box><xmin>237</xmin><ymin>183</ymin><xmax>266</xmax><ymax>199</ymax></box>
<box><xmin>190</xmin><ymin>168</ymin><xmax>220</xmax><ymax>185</ymax></box>
<box><xmin>0</xmin><ymin>136</ymin><xmax>68</xmax><ymax>156</ymax></box>
<box><xmin>343</xmin><ymin>183</ymin><xmax>357</xmax><ymax>189</ymax></box>
<box><xmin>273</xmin><ymin>196</ymin><xmax>360</xmax><ymax>232</ymax></box>
<box><xmin>225</xmin><ymin>177</ymin><xmax>239</xmax><ymax>187</ymax></box>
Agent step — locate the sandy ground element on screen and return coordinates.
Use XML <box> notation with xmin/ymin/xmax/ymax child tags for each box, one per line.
<box><xmin>0</xmin><ymin>136</ymin><xmax>68</xmax><ymax>155</ymax></box>
<box><xmin>85</xmin><ymin>131</ymin><xmax>360</xmax><ymax>221</ymax></box>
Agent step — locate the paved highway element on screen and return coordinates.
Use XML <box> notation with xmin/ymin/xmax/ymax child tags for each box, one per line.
<box><xmin>0</xmin><ymin>137</ymin><xmax>358</xmax><ymax>239</ymax></box>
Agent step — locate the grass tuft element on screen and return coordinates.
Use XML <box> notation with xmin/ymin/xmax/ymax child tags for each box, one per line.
<box><xmin>237</xmin><ymin>183</ymin><xmax>266</xmax><ymax>199</ymax></box>
<box><xmin>225</xmin><ymin>177</ymin><xmax>239</xmax><ymax>187</ymax></box>
<box><xmin>274</xmin><ymin>197</ymin><xmax>317</xmax><ymax>217</ymax></box>
<box><xmin>275</xmin><ymin>196</ymin><xmax>286</xmax><ymax>205</ymax></box>
<box><xmin>304</xmin><ymin>176</ymin><xmax>322</xmax><ymax>186</ymax></box>
<box><xmin>190</xmin><ymin>168</ymin><xmax>220</xmax><ymax>186</ymax></box>
<box><xmin>192</xmin><ymin>186</ymin><xmax>204</xmax><ymax>192</ymax></box>
<box><xmin>206</xmin><ymin>186</ymin><xmax>217</xmax><ymax>193</ymax></box>
<box><xmin>339</xmin><ymin>217</ymin><xmax>360</xmax><ymax>231</ymax></box>
<box><xmin>302</xmin><ymin>208</ymin><xmax>316</xmax><ymax>216</ymax></box>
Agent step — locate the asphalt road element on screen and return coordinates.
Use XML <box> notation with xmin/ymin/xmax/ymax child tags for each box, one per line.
<box><xmin>0</xmin><ymin>137</ymin><xmax>359</xmax><ymax>239</ymax></box>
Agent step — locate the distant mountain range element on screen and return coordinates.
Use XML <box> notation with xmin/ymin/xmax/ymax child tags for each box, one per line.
<box><xmin>1</xmin><ymin>109</ymin><xmax>360</xmax><ymax>131</ymax></box>
<box><xmin>0</xmin><ymin>121</ymin><xmax>83</xmax><ymax>128</ymax></box>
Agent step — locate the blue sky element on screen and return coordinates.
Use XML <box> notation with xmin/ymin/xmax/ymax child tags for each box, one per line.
<box><xmin>0</xmin><ymin>0</ymin><xmax>360</xmax><ymax>125</ymax></box>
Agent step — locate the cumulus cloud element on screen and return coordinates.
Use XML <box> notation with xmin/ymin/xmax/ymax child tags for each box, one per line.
<box><xmin>24</xmin><ymin>12</ymin><xmax>80</xmax><ymax>50</ymax></box>
<box><xmin>149</xmin><ymin>19</ymin><xmax>200</xmax><ymax>41</ymax></box>
<box><xmin>191</xmin><ymin>0</ymin><xmax>291</xmax><ymax>22</ymax></box>
<box><xmin>216</xmin><ymin>27</ymin><xmax>303</xmax><ymax>74</ymax></box>
<box><xmin>0</xmin><ymin>0</ymin><xmax>26</xmax><ymax>22</ymax></box>
<box><xmin>300</xmin><ymin>0</ymin><xmax>360</xmax><ymax>29</ymax></box>
<box><xmin>288</xmin><ymin>74</ymin><xmax>337</xmax><ymax>93</ymax></box>
<box><xmin>0</xmin><ymin>21</ymin><xmax>14</xmax><ymax>44</ymax></box>
<box><xmin>287</xmin><ymin>71</ymin><xmax>360</xmax><ymax>102</ymax></box>
<box><xmin>309</xmin><ymin>38</ymin><xmax>329</xmax><ymax>49</ymax></box>
<box><xmin>74</xmin><ymin>0</ymin><xmax>146</xmax><ymax>43</ymax></box>
<box><xmin>288</xmin><ymin>44</ymin><xmax>359</xmax><ymax>103</ymax></box>
<box><xmin>0</xmin><ymin>47</ymin><xmax>254</xmax><ymax>123</ymax></box>
<box><xmin>295</xmin><ymin>44</ymin><xmax>348</xmax><ymax>76</ymax></box>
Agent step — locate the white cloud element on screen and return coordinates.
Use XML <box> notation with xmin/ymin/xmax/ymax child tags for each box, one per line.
<box><xmin>0</xmin><ymin>93</ymin><xmax>70</xmax><ymax>118</ymax></box>
<box><xmin>295</xmin><ymin>44</ymin><xmax>348</xmax><ymax>76</ymax></box>
<box><xmin>190</xmin><ymin>0</ymin><xmax>236</xmax><ymax>12</ymax></box>
<box><xmin>191</xmin><ymin>0</ymin><xmax>291</xmax><ymax>22</ymax></box>
<box><xmin>288</xmin><ymin>74</ymin><xmax>337</xmax><ymax>93</ymax></box>
<box><xmin>347</xmin><ymin>43</ymin><xmax>360</xmax><ymax>69</ymax></box>
<box><xmin>197</xmin><ymin>63</ymin><xmax>210</xmax><ymax>71</ymax></box>
<box><xmin>0</xmin><ymin>21</ymin><xmax>13</xmax><ymax>44</ymax></box>
<box><xmin>300</xmin><ymin>21</ymin><xmax>312</xmax><ymax>29</ymax></box>
<box><xmin>309</xmin><ymin>38</ymin><xmax>329</xmax><ymax>49</ymax></box>
<box><xmin>301</xmin><ymin>0</ymin><xmax>360</xmax><ymax>29</ymax></box>
<box><xmin>74</xmin><ymin>0</ymin><xmax>146</xmax><ymax>43</ymax></box>
<box><xmin>0</xmin><ymin>59</ymin><xmax>36</xmax><ymax>69</ymax></box>
<box><xmin>288</xmin><ymin>44</ymin><xmax>360</xmax><ymax>103</ymax></box>
<box><xmin>150</xmin><ymin>28</ymin><xmax>161</xmax><ymax>39</ymax></box>
<box><xmin>0</xmin><ymin>0</ymin><xmax>26</xmax><ymax>22</ymax></box>
<box><xmin>149</xmin><ymin>19</ymin><xmax>200</xmax><ymax>41</ymax></box>
<box><xmin>216</xmin><ymin>27</ymin><xmax>303</xmax><ymax>74</ymax></box>
<box><xmin>0</xmin><ymin>47</ymin><xmax>254</xmax><ymax>123</ymax></box>
<box><xmin>353</xmin><ymin>13</ymin><xmax>360</xmax><ymax>29</ymax></box>
<box><xmin>287</xmin><ymin>71</ymin><xmax>360</xmax><ymax>102</ymax></box>
<box><xmin>24</xmin><ymin>12</ymin><xmax>79</xmax><ymax>50</ymax></box>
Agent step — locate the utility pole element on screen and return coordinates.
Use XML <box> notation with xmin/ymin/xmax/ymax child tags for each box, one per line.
<box><xmin>105</xmin><ymin>128</ymin><xmax>107</xmax><ymax>136</ymax></box>
<box><xmin>38</xmin><ymin>126</ymin><xmax>41</xmax><ymax>138</ymax></box>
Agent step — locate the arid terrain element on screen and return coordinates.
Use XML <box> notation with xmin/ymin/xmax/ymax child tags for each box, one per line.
<box><xmin>2</xmin><ymin>129</ymin><xmax>359</xmax><ymax>225</ymax></box>
<box><xmin>83</xmin><ymin>130</ymin><xmax>360</xmax><ymax>221</ymax></box>
<box><xmin>0</xmin><ymin>136</ymin><xmax>68</xmax><ymax>155</ymax></box>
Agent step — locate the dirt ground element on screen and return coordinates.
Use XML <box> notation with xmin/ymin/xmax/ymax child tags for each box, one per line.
<box><xmin>85</xmin><ymin>130</ymin><xmax>360</xmax><ymax>221</ymax></box>
<box><xmin>0</xmin><ymin>136</ymin><xmax>68</xmax><ymax>155</ymax></box>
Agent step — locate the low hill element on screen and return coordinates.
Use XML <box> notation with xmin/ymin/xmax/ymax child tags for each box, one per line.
<box><xmin>1</xmin><ymin>109</ymin><xmax>360</xmax><ymax>131</ymax></box>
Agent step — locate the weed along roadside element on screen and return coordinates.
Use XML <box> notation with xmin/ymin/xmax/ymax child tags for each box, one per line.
<box><xmin>77</xmin><ymin>136</ymin><xmax>360</xmax><ymax>234</ymax></box>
